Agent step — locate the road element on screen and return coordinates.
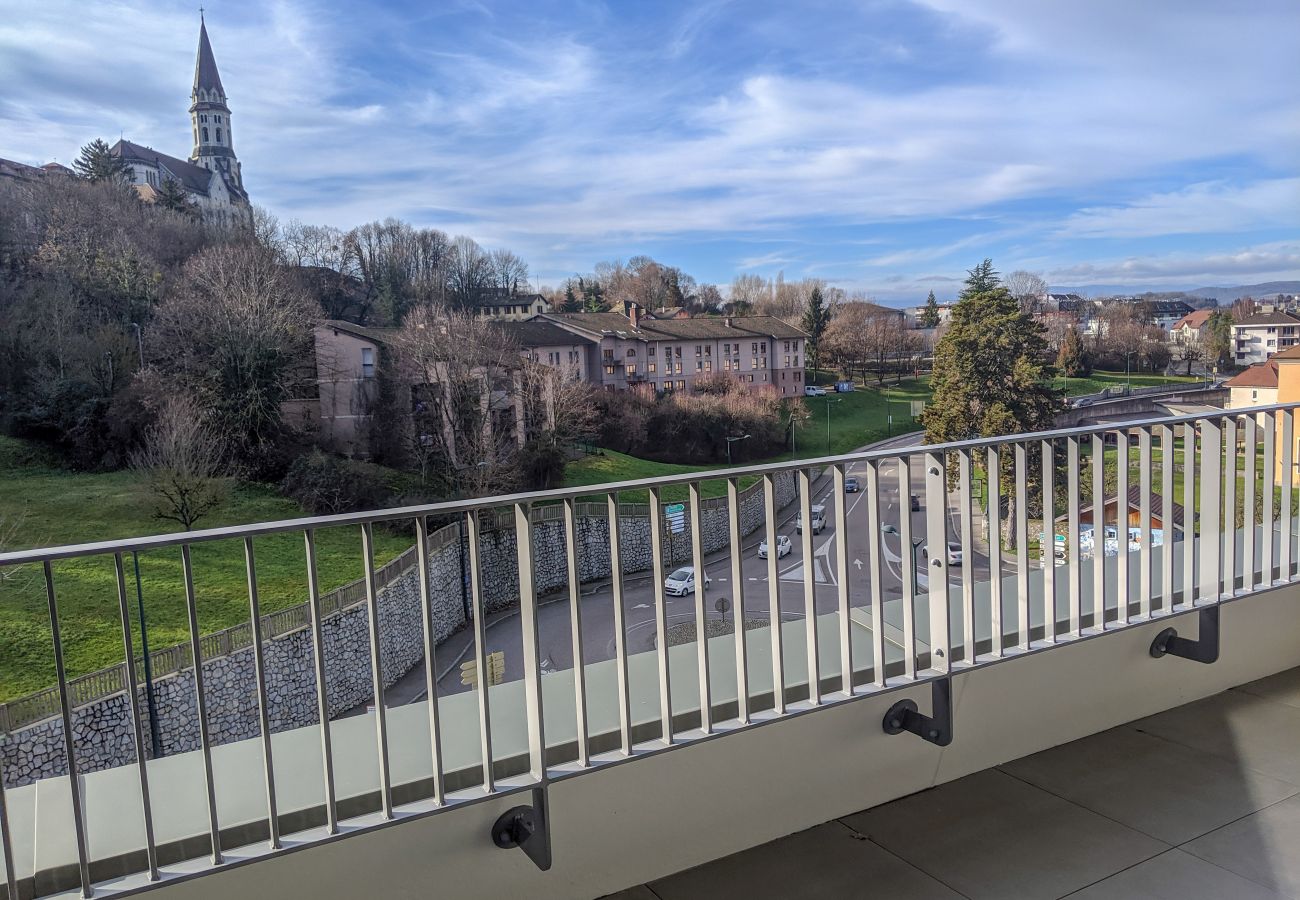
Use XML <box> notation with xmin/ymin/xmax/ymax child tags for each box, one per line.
<box><xmin>350</xmin><ymin>438</ymin><xmax>1008</xmax><ymax>714</ymax></box>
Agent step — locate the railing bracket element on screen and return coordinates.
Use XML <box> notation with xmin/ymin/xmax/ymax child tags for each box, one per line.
<box><xmin>491</xmin><ymin>786</ymin><xmax>552</xmax><ymax>871</ymax></box>
<box><xmin>883</xmin><ymin>678</ymin><xmax>953</xmax><ymax>747</ymax></box>
<box><xmin>1150</xmin><ymin>606</ymin><xmax>1219</xmax><ymax>664</ymax></box>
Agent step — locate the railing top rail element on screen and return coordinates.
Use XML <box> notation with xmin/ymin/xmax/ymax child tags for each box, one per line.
<box><xmin>3</xmin><ymin>401</ymin><xmax>1293</xmax><ymax>566</ymax></box>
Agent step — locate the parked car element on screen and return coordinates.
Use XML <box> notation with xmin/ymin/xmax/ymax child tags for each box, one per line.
<box><xmin>835</xmin><ymin>381</ymin><xmax>855</xmax><ymax>393</ymax></box>
<box><xmin>796</xmin><ymin>504</ymin><xmax>827</xmax><ymax>534</ymax></box>
<box><xmin>664</xmin><ymin>566</ymin><xmax>711</xmax><ymax>596</ymax></box>
<box><xmin>844</xmin><ymin>476</ymin><xmax>860</xmax><ymax>493</ymax></box>
<box><xmin>909</xmin><ymin>494</ymin><xmax>921</xmax><ymax>511</ymax></box>
<box><xmin>922</xmin><ymin>542</ymin><xmax>963</xmax><ymax>566</ymax></box>
<box><xmin>804</xmin><ymin>385</ymin><xmax>827</xmax><ymax>397</ymax></box>
<box><xmin>758</xmin><ymin>535</ymin><xmax>792</xmax><ymax>559</ymax></box>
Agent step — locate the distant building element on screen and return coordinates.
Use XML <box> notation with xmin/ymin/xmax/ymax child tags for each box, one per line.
<box><xmin>541</xmin><ymin>301</ymin><xmax>809</xmax><ymax>396</ymax></box>
<box><xmin>108</xmin><ymin>16</ymin><xmax>250</xmax><ymax>227</ymax></box>
<box><xmin>1233</xmin><ymin>312</ymin><xmax>1300</xmax><ymax>365</ymax></box>
<box><xmin>1170</xmin><ymin>309</ymin><xmax>1214</xmax><ymax>346</ymax></box>
<box><xmin>472</xmin><ymin>288</ymin><xmax>551</xmax><ymax>321</ymax></box>
<box><xmin>1224</xmin><ymin>359</ymin><xmax>1279</xmax><ymax>429</ymax></box>
<box><xmin>1145</xmin><ymin>300</ymin><xmax>1195</xmax><ymax>331</ymax></box>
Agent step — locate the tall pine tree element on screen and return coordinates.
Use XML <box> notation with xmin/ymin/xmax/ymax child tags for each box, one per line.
<box><xmin>919</xmin><ymin>290</ymin><xmax>941</xmax><ymax>328</ymax></box>
<box><xmin>1057</xmin><ymin>325</ymin><xmax>1088</xmax><ymax>377</ymax></box>
<box><xmin>72</xmin><ymin>138</ymin><xmax>131</xmax><ymax>184</ymax></box>
<box><xmin>800</xmin><ymin>285</ymin><xmax>832</xmax><ymax>378</ymax></box>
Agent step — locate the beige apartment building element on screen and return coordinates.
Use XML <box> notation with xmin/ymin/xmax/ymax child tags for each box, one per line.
<box><xmin>541</xmin><ymin>302</ymin><xmax>809</xmax><ymax>396</ymax></box>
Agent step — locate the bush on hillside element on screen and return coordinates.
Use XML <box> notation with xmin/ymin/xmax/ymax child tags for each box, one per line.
<box><xmin>280</xmin><ymin>451</ymin><xmax>408</xmax><ymax>515</ymax></box>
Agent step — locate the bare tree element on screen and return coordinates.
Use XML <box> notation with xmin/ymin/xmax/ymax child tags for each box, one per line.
<box><xmin>488</xmin><ymin>248</ymin><xmax>530</xmax><ymax>292</ymax></box>
<box><xmin>1005</xmin><ymin>271</ymin><xmax>1048</xmax><ymax>316</ymax></box>
<box><xmin>446</xmin><ymin>236</ymin><xmax>492</xmax><ymax>310</ymax></box>
<box><xmin>131</xmin><ymin>396</ymin><xmax>227</xmax><ymax>530</ymax></box>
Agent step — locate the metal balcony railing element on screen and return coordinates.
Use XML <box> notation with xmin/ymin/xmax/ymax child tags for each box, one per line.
<box><xmin>1</xmin><ymin>403</ymin><xmax>1298</xmax><ymax>897</ymax></box>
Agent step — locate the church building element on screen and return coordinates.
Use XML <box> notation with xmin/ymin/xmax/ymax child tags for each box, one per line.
<box><xmin>110</xmin><ymin>15</ymin><xmax>251</xmax><ymax>227</ymax></box>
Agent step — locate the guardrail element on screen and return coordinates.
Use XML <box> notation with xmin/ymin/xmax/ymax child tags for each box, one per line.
<box><xmin>1</xmin><ymin>402</ymin><xmax>1296</xmax><ymax>898</ymax></box>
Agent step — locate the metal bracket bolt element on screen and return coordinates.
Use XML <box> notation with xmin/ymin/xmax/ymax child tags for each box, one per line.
<box><xmin>1150</xmin><ymin>606</ymin><xmax>1219</xmax><ymax>665</ymax></box>
<box><xmin>491</xmin><ymin>786</ymin><xmax>552</xmax><ymax>871</ymax></box>
<box><xmin>882</xmin><ymin>678</ymin><xmax>953</xmax><ymax>747</ymax></box>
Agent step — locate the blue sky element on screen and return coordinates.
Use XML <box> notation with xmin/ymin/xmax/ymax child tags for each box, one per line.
<box><xmin>2</xmin><ymin>0</ymin><xmax>1298</xmax><ymax>303</ymax></box>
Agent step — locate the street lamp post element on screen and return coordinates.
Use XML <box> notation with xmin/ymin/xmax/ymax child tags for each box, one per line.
<box><xmin>725</xmin><ymin>433</ymin><xmax>751</xmax><ymax>466</ymax></box>
<box><xmin>132</xmin><ymin>551</ymin><xmax>161</xmax><ymax>757</ymax></box>
<box><xmin>825</xmin><ymin>396</ymin><xmax>840</xmax><ymax>454</ymax></box>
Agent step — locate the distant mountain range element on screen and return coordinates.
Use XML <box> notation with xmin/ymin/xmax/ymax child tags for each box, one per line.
<box><xmin>1052</xmin><ymin>281</ymin><xmax>1300</xmax><ymax>301</ymax></box>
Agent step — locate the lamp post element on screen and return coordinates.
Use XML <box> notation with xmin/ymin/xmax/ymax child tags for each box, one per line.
<box><xmin>725</xmin><ymin>433</ymin><xmax>751</xmax><ymax>466</ymax></box>
<box><xmin>824</xmin><ymin>396</ymin><xmax>840</xmax><ymax>454</ymax></box>
<box><xmin>132</xmin><ymin>551</ymin><xmax>161</xmax><ymax>757</ymax></box>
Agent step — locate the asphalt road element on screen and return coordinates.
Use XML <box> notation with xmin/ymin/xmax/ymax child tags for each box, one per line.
<box><xmin>352</xmin><ymin>442</ymin><xmax>1005</xmax><ymax>713</ymax></box>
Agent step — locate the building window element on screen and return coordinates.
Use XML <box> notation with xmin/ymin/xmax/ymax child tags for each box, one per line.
<box><xmin>705</xmin><ymin>345</ymin><xmax>711</xmax><ymax>356</ymax></box>
<box><xmin>785</xmin><ymin>355</ymin><xmax>791</xmax><ymax>367</ymax></box>
<box><xmin>696</xmin><ymin>360</ymin><xmax>703</xmax><ymax>372</ymax></box>
<box><xmin>361</xmin><ymin>347</ymin><xmax>375</xmax><ymax>378</ymax></box>
<box><xmin>603</xmin><ymin>348</ymin><xmax>614</xmax><ymax>360</ymax></box>
<box><xmin>747</xmin><ymin>374</ymin><xmax>754</xmax><ymax>382</ymax></box>
<box><xmin>696</xmin><ymin>345</ymin><xmax>702</xmax><ymax>357</ymax></box>
<box><xmin>627</xmin><ymin>348</ymin><xmax>636</xmax><ymax>357</ymax></box>
<box><xmin>675</xmin><ymin>347</ymin><xmax>682</xmax><ymax>358</ymax></box>
<box><xmin>795</xmin><ymin>371</ymin><xmax>802</xmax><ymax>381</ymax></box>
<box><xmin>704</xmin><ymin>361</ymin><xmax>712</xmax><ymax>372</ymax></box>
<box><xmin>649</xmin><ymin>345</ymin><xmax>657</xmax><ymax>357</ymax></box>
<box><xmin>752</xmin><ymin>342</ymin><xmax>759</xmax><ymax>353</ymax></box>
<box><xmin>215</xmin><ymin>128</ymin><xmax>222</xmax><ymax>142</ymax></box>
<box><xmin>1252</xmin><ymin>390</ymin><xmax>1259</xmax><ymax>402</ymax></box>
<box><xmin>794</xmin><ymin>355</ymin><xmax>800</xmax><ymax>367</ymax></box>
<box><xmin>676</xmin><ymin>380</ymin><xmax>685</xmax><ymax>390</ymax></box>
<box><xmin>649</xmin><ymin>362</ymin><xmax>657</xmax><ymax>374</ymax></box>
<box><xmin>626</xmin><ymin>365</ymin><xmax>637</xmax><ymax>377</ymax></box>
<box><xmin>675</xmin><ymin>362</ymin><xmax>683</xmax><ymax>374</ymax></box>
<box><xmin>201</xmin><ymin>126</ymin><xmax>209</xmax><ymax>142</ymax></box>
<box><xmin>605</xmin><ymin>365</ymin><xmax>617</xmax><ymax>375</ymax></box>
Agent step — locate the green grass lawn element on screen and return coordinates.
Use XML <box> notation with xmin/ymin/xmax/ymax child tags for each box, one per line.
<box><xmin>1058</xmin><ymin>371</ymin><xmax>1204</xmax><ymax>397</ymax></box>
<box><xmin>0</xmin><ymin>437</ymin><xmax>408</xmax><ymax>701</ymax></box>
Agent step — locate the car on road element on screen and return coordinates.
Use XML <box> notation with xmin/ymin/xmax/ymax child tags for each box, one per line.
<box><xmin>664</xmin><ymin>566</ymin><xmax>711</xmax><ymax>596</ymax></box>
<box><xmin>796</xmin><ymin>504</ymin><xmax>827</xmax><ymax>534</ymax></box>
<box><xmin>909</xmin><ymin>494</ymin><xmax>921</xmax><ymax>511</ymax></box>
<box><xmin>803</xmin><ymin>385</ymin><xmax>827</xmax><ymax>397</ymax></box>
<box><xmin>758</xmin><ymin>534</ymin><xmax>792</xmax><ymax>559</ymax></box>
<box><xmin>844</xmin><ymin>476</ymin><xmax>860</xmax><ymax>492</ymax></box>
<box><xmin>922</xmin><ymin>542</ymin><xmax>964</xmax><ymax>566</ymax></box>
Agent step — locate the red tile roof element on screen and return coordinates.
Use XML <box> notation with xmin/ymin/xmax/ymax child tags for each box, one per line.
<box><xmin>1224</xmin><ymin>359</ymin><xmax>1279</xmax><ymax>388</ymax></box>
<box><xmin>1171</xmin><ymin>309</ymin><xmax>1213</xmax><ymax>331</ymax></box>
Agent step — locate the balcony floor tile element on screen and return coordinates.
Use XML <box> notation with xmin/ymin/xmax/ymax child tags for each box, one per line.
<box><xmin>1234</xmin><ymin>667</ymin><xmax>1300</xmax><ymax>710</ymax></box>
<box><xmin>1182</xmin><ymin>794</ymin><xmax>1300</xmax><ymax>897</ymax></box>
<box><xmin>1065</xmin><ymin>848</ymin><xmax>1289</xmax><ymax>900</ymax></box>
<box><xmin>643</xmin><ymin>822</ymin><xmax>964</xmax><ymax>900</ymax></box>
<box><xmin>840</xmin><ymin>769</ymin><xmax>1168</xmax><ymax>900</ymax></box>
<box><xmin>999</xmin><ymin>725</ymin><xmax>1300</xmax><ymax>844</ymax></box>
<box><xmin>1132</xmin><ymin>690</ymin><xmax>1300</xmax><ymax>786</ymax></box>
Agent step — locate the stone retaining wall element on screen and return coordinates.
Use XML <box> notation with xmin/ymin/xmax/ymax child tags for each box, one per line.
<box><xmin>0</xmin><ymin>471</ymin><xmax>797</xmax><ymax>787</ymax></box>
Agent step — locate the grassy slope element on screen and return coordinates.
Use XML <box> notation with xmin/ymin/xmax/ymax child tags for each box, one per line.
<box><xmin>0</xmin><ymin>437</ymin><xmax>407</xmax><ymax>700</ymax></box>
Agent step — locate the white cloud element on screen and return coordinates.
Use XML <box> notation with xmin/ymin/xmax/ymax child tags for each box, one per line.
<box><xmin>1059</xmin><ymin>179</ymin><xmax>1300</xmax><ymax>239</ymax></box>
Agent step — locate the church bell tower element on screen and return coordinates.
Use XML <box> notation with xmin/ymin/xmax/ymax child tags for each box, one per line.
<box><xmin>189</xmin><ymin>13</ymin><xmax>243</xmax><ymax>192</ymax></box>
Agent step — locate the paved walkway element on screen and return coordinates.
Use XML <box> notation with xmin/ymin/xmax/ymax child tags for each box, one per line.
<box><xmin>608</xmin><ymin>666</ymin><xmax>1300</xmax><ymax>899</ymax></box>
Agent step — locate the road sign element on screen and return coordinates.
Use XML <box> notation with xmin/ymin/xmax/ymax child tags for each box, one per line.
<box><xmin>664</xmin><ymin>502</ymin><xmax>686</xmax><ymax>535</ymax></box>
<box><xmin>714</xmin><ymin>597</ymin><xmax>730</xmax><ymax>615</ymax></box>
<box><xmin>460</xmin><ymin>651</ymin><xmax>506</xmax><ymax>688</ymax></box>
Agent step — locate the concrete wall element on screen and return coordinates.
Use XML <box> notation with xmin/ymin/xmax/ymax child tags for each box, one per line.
<box><xmin>0</xmin><ymin>472</ymin><xmax>797</xmax><ymax>789</ymax></box>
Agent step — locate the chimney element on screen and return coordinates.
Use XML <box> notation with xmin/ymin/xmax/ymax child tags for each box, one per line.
<box><xmin>626</xmin><ymin>301</ymin><xmax>641</xmax><ymax>327</ymax></box>
<box><xmin>724</xmin><ymin>316</ymin><xmax>733</xmax><ymax>327</ymax></box>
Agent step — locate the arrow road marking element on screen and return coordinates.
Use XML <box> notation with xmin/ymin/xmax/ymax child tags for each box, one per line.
<box><xmin>854</xmin><ymin>558</ymin><xmax>863</xmax><ymax>570</ymax></box>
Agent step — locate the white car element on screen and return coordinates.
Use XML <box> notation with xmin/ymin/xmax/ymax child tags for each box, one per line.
<box><xmin>664</xmin><ymin>566</ymin><xmax>711</xmax><ymax>596</ymax></box>
<box><xmin>923</xmin><ymin>542</ymin><xmax>964</xmax><ymax>566</ymax></box>
<box><xmin>803</xmin><ymin>385</ymin><xmax>827</xmax><ymax>397</ymax></box>
<box><xmin>758</xmin><ymin>535</ymin><xmax>792</xmax><ymax>559</ymax></box>
<box><xmin>796</xmin><ymin>504</ymin><xmax>827</xmax><ymax>534</ymax></box>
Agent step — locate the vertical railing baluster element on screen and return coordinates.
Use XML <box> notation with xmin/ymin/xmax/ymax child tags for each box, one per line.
<box><xmin>360</xmin><ymin>524</ymin><xmax>392</xmax><ymax>818</ymax></box>
<box><xmin>1067</xmin><ymin>437</ymin><xmax>1082</xmax><ymax>634</ymax></box>
<box><xmin>924</xmin><ymin>451</ymin><xmax>950</xmax><ymax>671</ymax></box>
<box><xmin>1262</xmin><ymin>413</ymin><xmax>1276</xmax><ymax>586</ymax></box>
<box><xmin>832</xmin><ymin>465</ymin><xmax>852</xmax><ymax>696</ymax></box>
<box><xmin>1091</xmin><ymin>434</ymin><xmax>1106</xmax><ymax>631</ymax></box>
<box><xmin>466</xmin><ymin>510</ymin><xmax>494</xmax><ymax>788</ymax></box>
<box><xmin>180</xmin><ymin>547</ymin><xmax>221</xmax><ymax>864</ymax></box>
<box><xmin>560</xmin><ymin>502</ymin><xmax>588</xmax><ymax>764</ymax></box>
<box><xmin>113</xmin><ymin>553</ymin><xmax>158</xmax><ymax>878</ymax></box>
<box><xmin>1244</xmin><ymin>417</ymin><xmax>1258</xmax><ymax>592</ymax></box>
<box><xmin>45</xmin><ymin>562</ymin><xmax>94</xmax><ymax>895</ymax></box>
<box><xmin>1279</xmin><ymin>410</ymin><xmax>1293</xmax><ymax>583</ymax></box>
<box><xmin>1160</xmin><ymin>425</ymin><xmax>1175</xmax><ymax>613</ymax></box>
<box><xmin>986</xmin><ymin>448</ymin><xmax>1002</xmax><ymax>656</ymax></box>
<box><xmin>726</xmin><ymin>478</ymin><xmax>751</xmax><ymax>720</ymax></box>
<box><xmin>864</xmin><ymin>461</ymin><xmax>886</xmax><ymax>686</ymax></box>
<box><xmin>303</xmin><ymin>530</ymin><xmax>337</xmax><ymax>832</ymax></box>
<box><xmin>607</xmin><ymin>494</ymin><xmax>632</xmax><ymax>752</ymax></box>
<box><xmin>1138</xmin><ymin>429</ymin><xmax>1153</xmax><ymax>619</ymax></box>
<box><xmin>415</xmin><ymin>518</ymin><xmax>445</xmax><ymax>801</ymax></box>
<box><xmin>242</xmin><ymin>539</ymin><xmax>279</xmax><ymax>848</ymax></box>
<box><xmin>1116</xmin><ymin>430</ymin><xmax>1130</xmax><ymax>625</ymax></box>
<box><xmin>514</xmin><ymin>502</ymin><xmax>547</xmax><ymax>784</ymax></box>
<box><xmin>0</xmin><ymin>754</ymin><xmax>16</xmax><ymax>900</ymax></box>
<box><xmin>648</xmin><ymin>488</ymin><xmax>673</xmax><ymax>743</ymax></box>
<box><xmin>1184</xmin><ymin>422</ymin><xmax>1198</xmax><ymax>606</ymax></box>
<box><xmin>1014</xmin><ymin>443</ymin><xmax>1030</xmax><ymax>649</ymax></box>
<box><xmin>763</xmin><ymin>475</ymin><xmax>786</xmax><ymax>712</ymax></box>
<box><xmin>797</xmin><ymin>470</ymin><xmax>820</xmax><ymax>706</ymax></box>
<box><xmin>897</xmin><ymin>458</ymin><xmax>917</xmax><ymax>677</ymax></box>
<box><xmin>688</xmin><ymin>482</ymin><xmax>714</xmax><ymax>730</ymax></box>
<box><xmin>1224</xmin><ymin>416</ymin><xmax>1237</xmax><ymax>599</ymax></box>
<box><xmin>1040</xmin><ymin>439</ymin><xmax>1056</xmax><ymax>643</ymax></box>
<box><xmin>959</xmin><ymin>451</ymin><xmax>976</xmax><ymax>661</ymax></box>
<box><xmin>1200</xmin><ymin>418</ymin><xmax>1223</xmax><ymax>604</ymax></box>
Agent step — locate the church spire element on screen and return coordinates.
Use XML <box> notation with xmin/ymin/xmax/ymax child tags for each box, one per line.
<box><xmin>188</xmin><ymin>14</ymin><xmax>243</xmax><ymax>197</ymax></box>
<box><xmin>193</xmin><ymin>13</ymin><xmax>226</xmax><ymax>99</ymax></box>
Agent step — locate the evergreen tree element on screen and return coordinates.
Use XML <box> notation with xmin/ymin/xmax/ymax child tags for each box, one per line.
<box><xmin>919</xmin><ymin>290</ymin><xmax>941</xmax><ymax>328</ymax></box>
<box><xmin>923</xmin><ymin>259</ymin><xmax>1063</xmax><ymax>446</ymax></box>
<box><xmin>1057</xmin><ymin>325</ymin><xmax>1089</xmax><ymax>377</ymax></box>
<box><xmin>799</xmin><ymin>285</ymin><xmax>832</xmax><ymax>378</ymax></box>
<box><xmin>72</xmin><ymin>138</ymin><xmax>131</xmax><ymax>184</ymax></box>
<box><xmin>155</xmin><ymin>178</ymin><xmax>197</xmax><ymax>216</ymax></box>
<box><xmin>563</xmin><ymin>282</ymin><xmax>579</xmax><ymax>313</ymax></box>
<box><xmin>1202</xmin><ymin>311</ymin><xmax>1234</xmax><ymax>371</ymax></box>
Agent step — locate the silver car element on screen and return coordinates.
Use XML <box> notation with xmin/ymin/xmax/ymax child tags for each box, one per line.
<box><xmin>664</xmin><ymin>566</ymin><xmax>711</xmax><ymax>596</ymax></box>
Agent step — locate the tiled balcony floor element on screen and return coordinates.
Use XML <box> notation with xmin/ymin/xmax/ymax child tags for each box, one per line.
<box><xmin>608</xmin><ymin>667</ymin><xmax>1300</xmax><ymax>900</ymax></box>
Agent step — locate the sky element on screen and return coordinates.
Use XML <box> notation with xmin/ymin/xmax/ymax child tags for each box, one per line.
<box><xmin>1</xmin><ymin>0</ymin><xmax>1298</xmax><ymax>303</ymax></box>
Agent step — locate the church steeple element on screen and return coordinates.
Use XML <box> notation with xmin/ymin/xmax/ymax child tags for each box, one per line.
<box><xmin>189</xmin><ymin>13</ymin><xmax>242</xmax><ymax>193</ymax></box>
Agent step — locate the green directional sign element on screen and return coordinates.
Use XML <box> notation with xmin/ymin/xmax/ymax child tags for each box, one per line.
<box><xmin>664</xmin><ymin>502</ymin><xmax>686</xmax><ymax>535</ymax></box>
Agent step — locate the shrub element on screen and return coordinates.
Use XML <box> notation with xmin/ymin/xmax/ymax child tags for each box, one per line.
<box><xmin>280</xmin><ymin>451</ymin><xmax>404</xmax><ymax>515</ymax></box>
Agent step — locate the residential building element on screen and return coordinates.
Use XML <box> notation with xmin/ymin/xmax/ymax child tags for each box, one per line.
<box><xmin>109</xmin><ymin>16</ymin><xmax>251</xmax><ymax>227</ymax></box>
<box><xmin>1232</xmin><ymin>311</ymin><xmax>1300</xmax><ymax>365</ymax></box>
<box><xmin>493</xmin><ymin>318</ymin><xmax>592</xmax><ymax>383</ymax></box>
<box><xmin>1145</xmin><ymin>299</ymin><xmax>1195</xmax><ymax>331</ymax></box>
<box><xmin>472</xmin><ymin>287</ymin><xmax>551</xmax><ymax>321</ymax></box>
<box><xmin>313</xmin><ymin>321</ymin><xmax>394</xmax><ymax>457</ymax></box>
<box><xmin>541</xmin><ymin>302</ymin><xmax>809</xmax><ymax>396</ymax></box>
<box><xmin>1170</xmin><ymin>308</ymin><xmax>1214</xmax><ymax>347</ymax></box>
